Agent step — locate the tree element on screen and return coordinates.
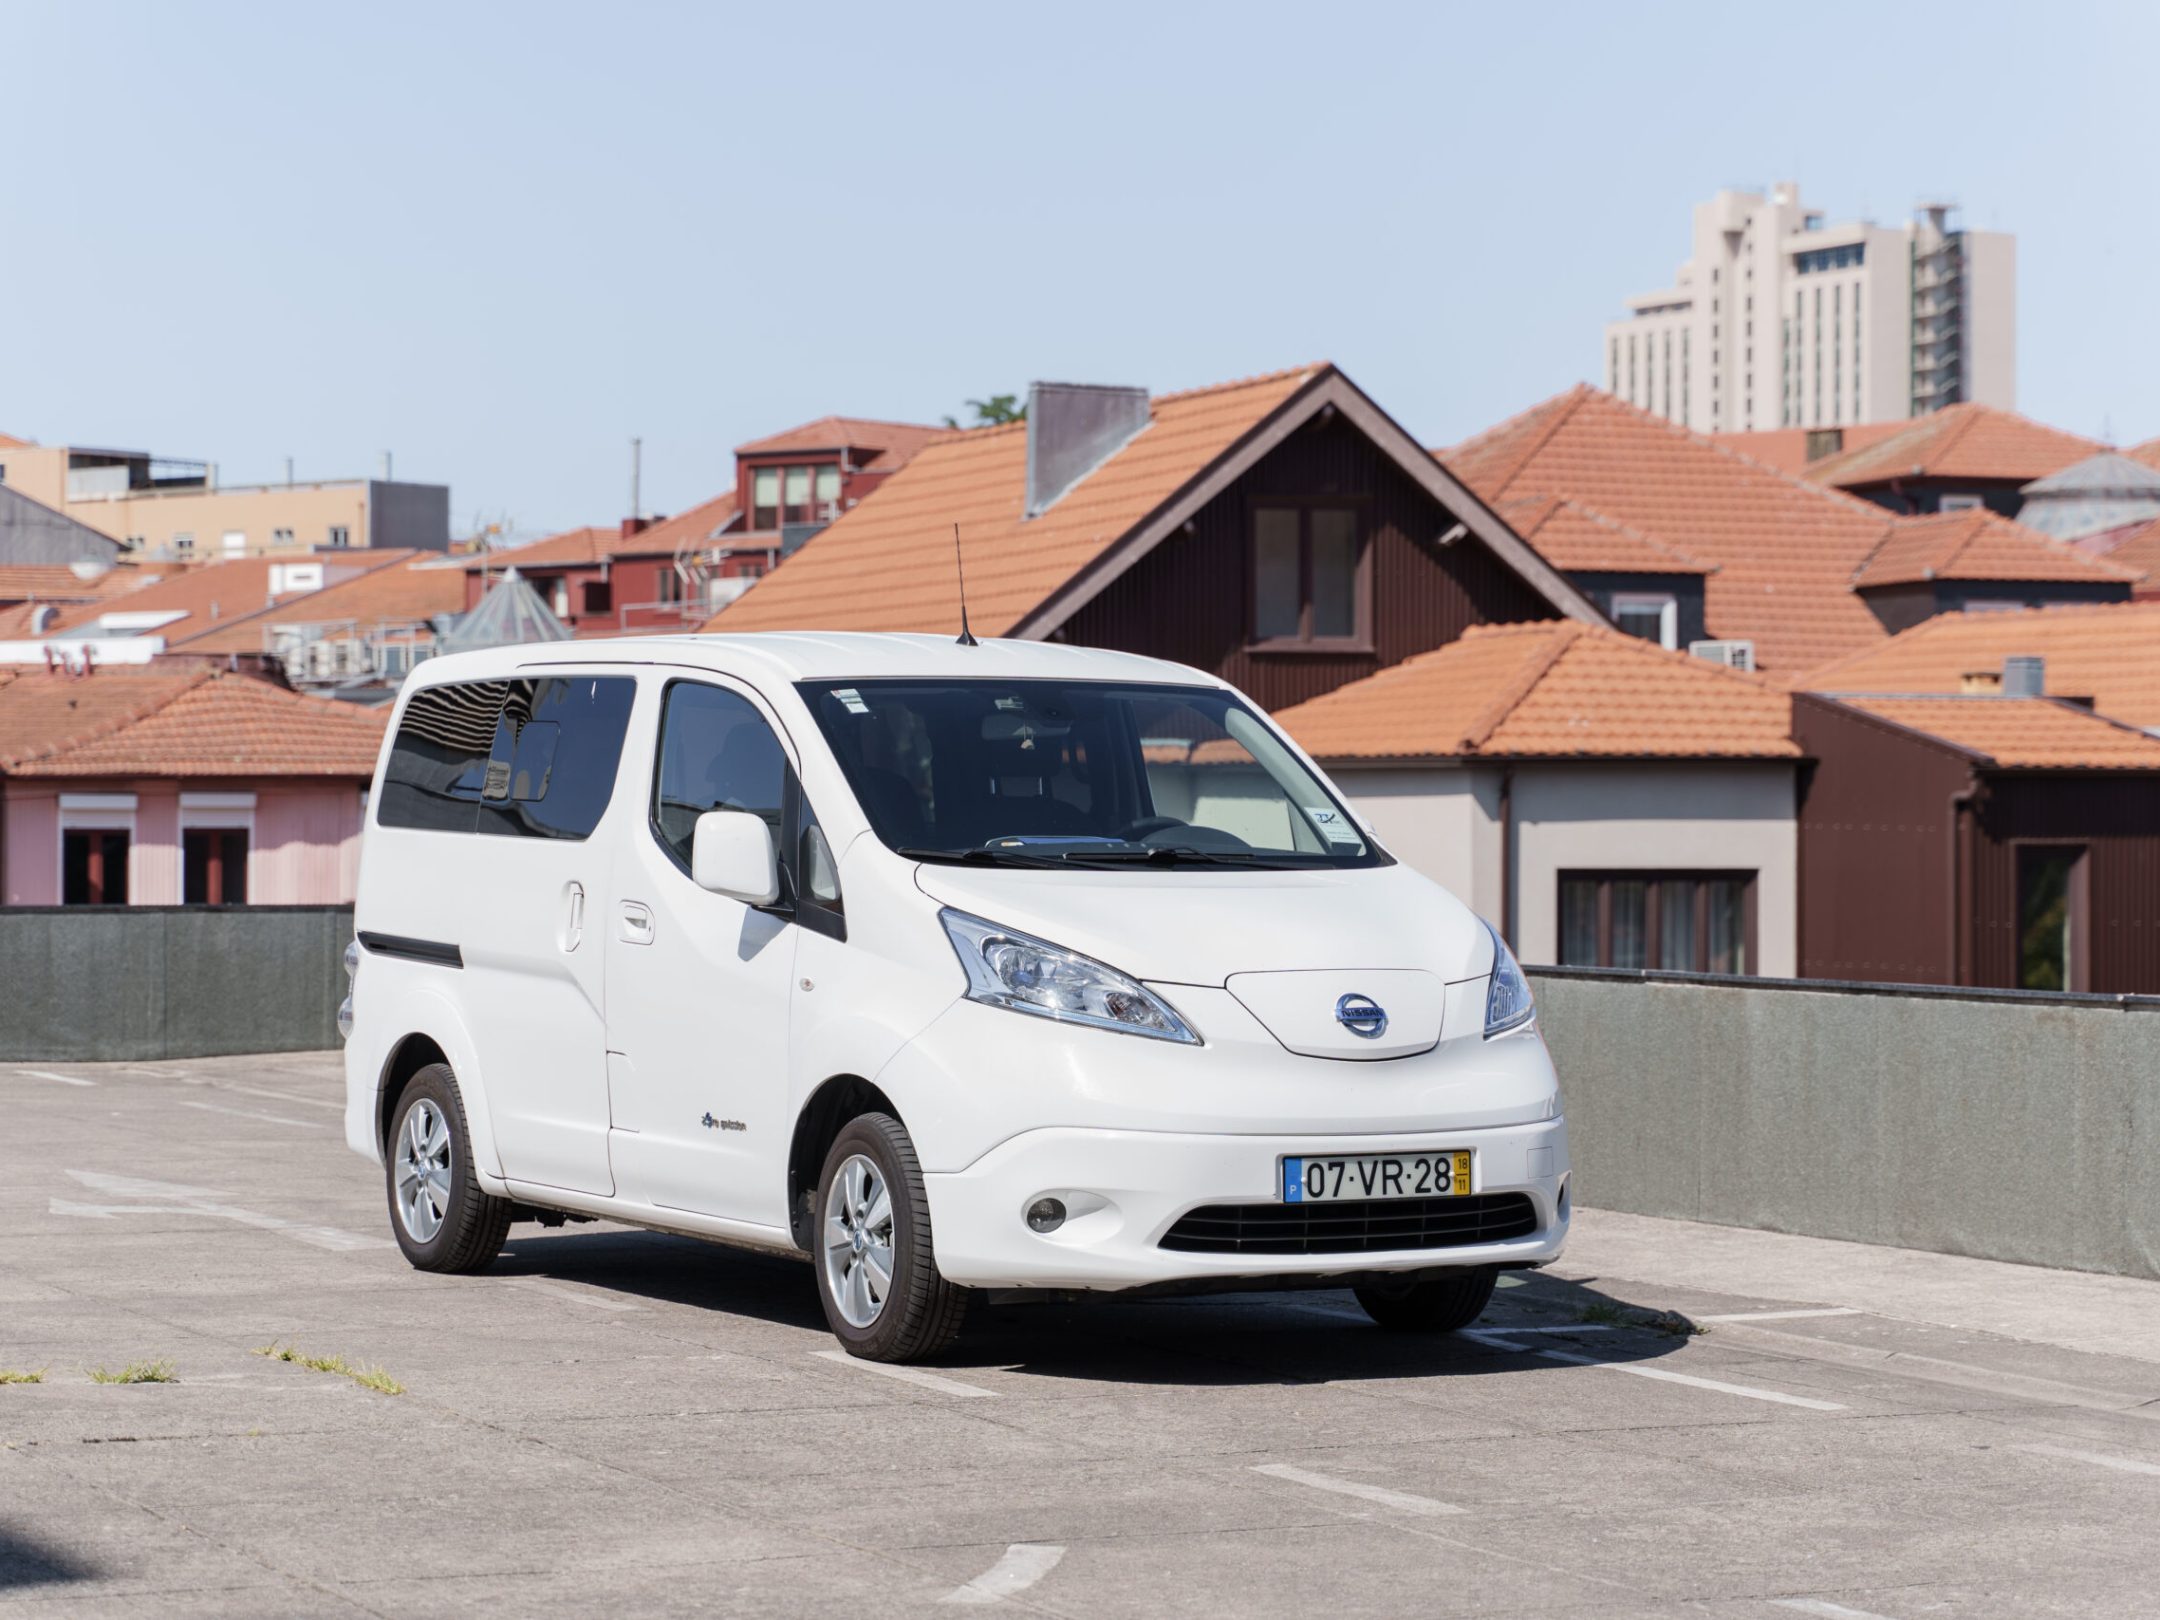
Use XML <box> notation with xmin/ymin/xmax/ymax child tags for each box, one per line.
<box><xmin>942</xmin><ymin>394</ymin><xmax>1027</xmax><ymax>429</ymax></box>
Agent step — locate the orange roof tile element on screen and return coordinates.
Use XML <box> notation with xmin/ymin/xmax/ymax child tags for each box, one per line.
<box><xmin>1830</xmin><ymin>695</ymin><xmax>2160</xmax><ymax>769</ymax></box>
<box><xmin>2079</xmin><ymin>513</ymin><xmax>2160</xmax><ymax>580</ymax></box>
<box><xmin>0</xmin><ymin>564</ymin><xmax>145</xmax><ymax>604</ymax></box>
<box><xmin>2125</xmin><ymin>438</ymin><xmax>2160</xmax><ymax>474</ymax></box>
<box><xmin>48</xmin><ymin>554</ymin><xmax>412</xmax><ymax>640</ymax></box>
<box><xmin>0</xmin><ymin>665</ymin><xmax>385</xmax><ymax>777</ymax></box>
<box><xmin>453</xmin><ymin>526</ymin><xmax>619</xmax><ymax>572</ymax></box>
<box><xmin>615</xmin><ymin>490</ymin><xmax>744</xmax><ymax>557</ymax></box>
<box><xmin>1271</xmin><ymin>621</ymin><xmax>1796</xmax><ymax>761</ymax></box>
<box><xmin>177</xmin><ymin>555</ymin><xmax>470</xmax><ymax>653</ymax></box>
<box><xmin>1708</xmin><ymin>422</ymin><xmax>1908</xmax><ymax>476</ymax></box>
<box><xmin>1499</xmin><ymin>494</ymin><xmax>1711</xmax><ymax>575</ymax></box>
<box><xmin>1443</xmin><ymin>386</ymin><xmax>1907</xmax><ymax>672</ymax></box>
<box><xmin>1799</xmin><ymin>601</ymin><xmax>2160</xmax><ymax>729</ymax></box>
<box><xmin>0</xmin><ymin>433</ymin><xmax>33</xmax><ymax>450</ymax></box>
<box><xmin>1801</xmin><ymin>403</ymin><xmax>2104</xmax><ymax>488</ymax></box>
<box><xmin>736</xmin><ymin>416</ymin><xmax>951</xmax><ymax>473</ymax></box>
<box><xmin>707</xmin><ymin>367</ymin><xmax>1326</xmax><ymax>636</ymax></box>
<box><xmin>1850</xmin><ymin>509</ymin><xmax>2137</xmax><ymax>588</ymax></box>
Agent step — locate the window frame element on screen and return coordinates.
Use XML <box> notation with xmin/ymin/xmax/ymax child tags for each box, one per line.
<box><xmin>57</xmin><ymin>794</ymin><xmax>137</xmax><ymax>906</ymax></box>
<box><xmin>1609</xmin><ymin>591</ymin><xmax>1679</xmax><ymax>650</ymax></box>
<box><xmin>1245</xmin><ymin>496</ymin><xmax>1373</xmax><ymax>654</ymax></box>
<box><xmin>1556</xmin><ymin>869</ymin><xmax>1757</xmax><ymax>975</ymax></box>
<box><xmin>647</xmin><ymin>676</ymin><xmax>844</xmax><ymax>942</ymax></box>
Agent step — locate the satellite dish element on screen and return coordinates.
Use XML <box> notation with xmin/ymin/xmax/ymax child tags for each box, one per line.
<box><xmin>69</xmin><ymin>558</ymin><xmax>114</xmax><ymax>582</ymax></box>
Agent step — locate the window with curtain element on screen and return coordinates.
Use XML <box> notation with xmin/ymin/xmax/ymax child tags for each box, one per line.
<box><xmin>1557</xmin><ymin>872</ymin><xmax>1755</xmax><ymax>975</ymax></box>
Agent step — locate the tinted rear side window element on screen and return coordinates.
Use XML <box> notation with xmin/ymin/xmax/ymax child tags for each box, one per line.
<box><xmin>380</xmin><ymin>676</ymin><xmax>635</xmax><ymax>840</ymax></box>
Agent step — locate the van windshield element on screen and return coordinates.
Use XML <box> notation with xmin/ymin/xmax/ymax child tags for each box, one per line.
<box><xmin>798</xmin><ymin>679</ymin><xmax>1383</xmax><ymax>870</ymax></box>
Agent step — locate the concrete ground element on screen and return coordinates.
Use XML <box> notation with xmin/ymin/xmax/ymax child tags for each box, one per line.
<box><xmin>4</xmin><ymin>1054</ymin><xmax>2158</xmax><ymax>1619</ymax></box>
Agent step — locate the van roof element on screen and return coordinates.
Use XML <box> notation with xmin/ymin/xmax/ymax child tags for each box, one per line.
<box><xmin>409</xmin><ymin>631</ymin><xmax>1227</xmax><ymax>691</ymax></box>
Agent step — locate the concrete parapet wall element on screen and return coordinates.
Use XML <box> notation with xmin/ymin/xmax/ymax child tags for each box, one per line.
<box><xmin>0</xmin><ymin>906</ymin><xmax>350</xmax><ymax>1061</ymax></box>
<box><xmin>1532</xmin><ymin>967</ymin><xmax>2160</xmax><ymax>1282</ymax></box>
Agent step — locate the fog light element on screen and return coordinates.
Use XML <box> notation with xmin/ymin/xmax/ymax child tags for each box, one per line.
<box><xmin>1025</xmin><ymin>1197</ymin><xmax>1066</xmax><ymax>1233</ymax></box>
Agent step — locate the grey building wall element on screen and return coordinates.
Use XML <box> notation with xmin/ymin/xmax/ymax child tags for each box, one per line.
<box><xmin>1534</xmin><ymin>967</ymin><xmax>2160</xmax><ymax>1281</ymax></box>
<box><xmin>366</xmin><ymin>481</ymin><xmax>451</xmax><ymax>552</ymax></box>
<box><xmin>0</xmin><ymin>906</ymin><xmax>350</xmax><ymax>1060</ymax></box>
<box><xmin>0</xmin><ymin>486</ymin><xmax>125</xmax><ymax>566</ymax></box>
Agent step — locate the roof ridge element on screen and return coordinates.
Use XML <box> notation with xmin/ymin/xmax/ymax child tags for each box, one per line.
<box><xmin>167</xmin><ymin>548</ymin><xmax>413</xmax><ymax>647</ymax></box>
<box><xmin>0</xmin><ymin>663</ymin><xmax>217</xmax><ymax>770</ymax></box>
<box><xmin>1471</xmin><ymin>386</ymin><xmax>1596</xmax><ymax>498</ymax></box>
<box><xmin>1459</xmin><ymin>620</ymin><xmax>1580</xmax><ymax>751</ymax></box>
<box><xmin>1610</xmin><ymin>392</ymin><xmax>1920</xmax><ymax>522</ymax></box>
<box><xmin>1544</xmin><ymin>492</ymin><xmax>1713</xmax><ymax>571</ymax></box>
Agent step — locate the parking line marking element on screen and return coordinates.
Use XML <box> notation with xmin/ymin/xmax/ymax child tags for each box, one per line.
<box><xmin>505</xmin><ymin>1278</ymin><xmax>643</xmax><ymax>1312</ymax></box>
<box><xmin>16</xmin><ymin>1069</ymin><xmax>94</xmax><ymax>1087</ymax></box>
<box><xmin>195</xmin><ymin>1082</ymin><xmax>345</xmax><ymax>1112</ymax></box>
<box><xmin>1463</xmin><ymin>1329</ymin><xmax>1845</xmax><ymax>1411</ymax></box>
<box><xmin>809</xmin><ymin>1349</ymin><xmax>998</xmax><ymax>1398</ymax></box>
<box><xmin>940</xmin><ymin>1543</ymin><xmax>1065</xmax><ymax>1604</ymax></box>
<box><xmin>1773</xmin><ymin>1601</ymin><xmax>1902</xmax><ymax>1619</ymax></box>
<box><xmin>60</xmin><ymin>1170</ymin><xmax>394</xmax><ymax>1252</ymax></box>
<box><xmin>1698</xmin><ymin>1308</ymin><xmax>1865</xmax><ymax>1323</ymax></box>
<box><xmin>2014</xmin><ymin>1442</ymin><xmax>2160</xmax><ymax>1478</ymax></box>
<box><xmin>179</xmin><ymin>1100</ymin><xmax>324</xmax><ymax>1130</ymax></box>
<box><xmin>1251</xmin><ymin>1462</ymin><xmax>1465</xmax><ymax>1516</ymax></box>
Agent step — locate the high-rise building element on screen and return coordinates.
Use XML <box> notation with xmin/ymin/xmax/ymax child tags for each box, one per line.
<box><xmin>1602</xmin><ymin>184</ymin><xmax>2014</xmax><ymax>433</ymax></box>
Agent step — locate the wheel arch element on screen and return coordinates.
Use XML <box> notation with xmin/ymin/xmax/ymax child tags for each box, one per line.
<box><xmin>787</xmin><ymin>1074</ymin><xmax>901</xmax><ymax>1251</ymax></box>
<box><xmin>370</xmin><ymin>988</ymin><xmax>503</xmax><ymax>1180</ymax></box>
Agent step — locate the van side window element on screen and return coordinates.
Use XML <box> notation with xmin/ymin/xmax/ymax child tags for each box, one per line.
<box><xmin>380</xmin><ymin>676</ymin><xmax>633</xmax><ymax>839</ymax></box>
<box><xmin>652</xmin><ymin>681</ymin><xmax>788</xmax><ymax>870</ymax></box>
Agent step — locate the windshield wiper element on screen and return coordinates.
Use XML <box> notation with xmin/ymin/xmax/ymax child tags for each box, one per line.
<box><xmin>897</xmin><ymin>846</ymin><xmax>1067</xmax><ymax>869</ymax></box>
<box><xmin>1056</xmin><ymin>846</ymin><xmax>1281</xmax><ymax>868</ymax></box>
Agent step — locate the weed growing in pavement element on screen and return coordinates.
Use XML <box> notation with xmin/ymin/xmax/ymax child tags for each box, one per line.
<box><xmin>252</xmin><ymin>1343</ymin><xmax>405</xmax><ymax>1395</ymax></box>
<box><xmin>88</xmin><ymin>1359</ymin><xmax>177</xmax><ymax>1384</ymax></box>
<box><xmin>0</xmin><ymin>1369</ymin><xmax>46</xmax><ymax>1385</ymax></box>
<box><xmin>1575</xmin><ymin>1303</ymin><xmax>1707</xmax><ymax>1337</ymax></box>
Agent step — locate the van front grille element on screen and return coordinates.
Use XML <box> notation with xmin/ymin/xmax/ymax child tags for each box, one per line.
<box><xmin>1158</xmin><ymin>1192</ymin><xmax>1539</xmax><ymax>1257</ymax></box>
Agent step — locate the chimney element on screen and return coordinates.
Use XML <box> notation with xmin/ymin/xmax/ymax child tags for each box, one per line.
<box><xmin>1024</xmin><ymin>382</ymin><xmax>1149</xmax><ymax>518</ymax></box>
<box><xmin>2002</xmin><ymin>655</ymin><xmax>2045</xmax><ymax>699</ymax></box>
<box><xmin>620</xmin><ymin>516</ymin><xmax>652</xmax><ymax>539</ymax></box>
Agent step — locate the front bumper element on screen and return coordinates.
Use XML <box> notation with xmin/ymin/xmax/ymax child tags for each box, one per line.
<box><xmin>923</xmin><ymin>1116</ymin><xmax>1569</xmax><ymax>1290</ymax></box>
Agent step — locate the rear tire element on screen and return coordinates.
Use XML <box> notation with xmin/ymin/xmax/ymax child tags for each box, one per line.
<box><xmin>1353</xmin><ymin>1266</ymin><xmax>1498</xmax><ymax>1332</ymax></box>
<box><xmin>814</xmin><ymin>1112</ymin><xmax>969</xmax><ymax>1363</ymax></box>
<box><xmin>385</xmin><ymin>1063</ymin><xmax>511</xmax><ymax>1274</ymax></box>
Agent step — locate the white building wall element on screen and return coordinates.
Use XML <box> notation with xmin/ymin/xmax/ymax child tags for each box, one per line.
<box><xmin>1331</xmin><ymin>761</ymin><xmax>1798</xmax><ymax>979</ymax></box>
<box><xmin>1963</xmin><ymin>230</ymin><xmax>2017</xmax><ymax>411</ymax></box>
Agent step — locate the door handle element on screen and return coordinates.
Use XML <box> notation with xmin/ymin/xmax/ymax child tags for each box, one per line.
<box><xmin>563</xmin><ymin>882</ymin><xmax>585</xmax><ymax>952</ymax></box>
<box><xmin>619</xmin><ymin>900</ymin><xmax>655</xmax><ymax>946</ymax></box>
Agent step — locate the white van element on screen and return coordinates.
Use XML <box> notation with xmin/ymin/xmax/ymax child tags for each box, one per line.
<box><xmin>342</xmin><ymin>633</ymin><xmax>1568</xmax><ymax>1361</ymax></box>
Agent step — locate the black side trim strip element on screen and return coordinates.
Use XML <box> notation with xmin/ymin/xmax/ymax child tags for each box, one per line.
<box><xmin>358</xmin><ymin>931</ymin><xmax>464</xmax><ymax>969</ymax></box>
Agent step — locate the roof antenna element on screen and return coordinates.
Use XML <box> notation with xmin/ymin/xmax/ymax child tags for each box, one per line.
<box><xmin>952</xmin><ymin>522</ymin><xmax>979</xmax><ymax>646</ymax></box>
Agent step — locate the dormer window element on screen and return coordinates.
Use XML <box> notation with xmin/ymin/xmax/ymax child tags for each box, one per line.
<box><xmin>753</xmin><ymin>463</ymin><xmax>845</xmax><ymax>530</ymax></box>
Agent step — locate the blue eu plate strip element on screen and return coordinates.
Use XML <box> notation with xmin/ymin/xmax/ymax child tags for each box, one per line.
<box><xmin>1283</xmin><ymin>1158</ymin><xmax>1303</xmax><ymax>1202</ymax></box>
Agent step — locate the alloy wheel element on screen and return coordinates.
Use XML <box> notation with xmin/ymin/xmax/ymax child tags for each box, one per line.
<box><xmin>822</xmin><ymin>1153</ymin><xmax>895</xmax><ymax>1328</ymax></box>
<box><xmin>395</xmin><ymin>1097</ymin><xmax>453</xmax><ymax>1244</ymax></box>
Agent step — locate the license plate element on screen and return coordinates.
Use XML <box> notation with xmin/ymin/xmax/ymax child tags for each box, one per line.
<box><xmin>1281</xmin><ymin>1150</ymin><xmax>1472</xmax><ymax>1203</ymax></box>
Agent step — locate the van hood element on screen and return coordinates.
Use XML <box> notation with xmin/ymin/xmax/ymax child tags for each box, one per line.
<box><xmin>911</xmin><ymin>863</ymin><xmax>1495</xmax><ymax>988</ymax></box>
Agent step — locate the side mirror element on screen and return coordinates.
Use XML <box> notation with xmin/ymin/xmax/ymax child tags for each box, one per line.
<box><xmin>692</xmin><ymin>810</ymin><xmax>779</xmax><ymax>905</ymax></box>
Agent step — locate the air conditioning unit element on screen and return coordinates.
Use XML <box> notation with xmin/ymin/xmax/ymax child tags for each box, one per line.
<box><xmin>1688</xmin><ymin>639</ymin><xmax>1756</xmax><ymax>672</ymax></box>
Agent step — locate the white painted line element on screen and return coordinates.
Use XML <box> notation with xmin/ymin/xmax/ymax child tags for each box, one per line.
<box><xmin>1774</xmin><ymin>1600</ymin><xmax>1903</xmax><ymax>1619</ymax></box>
<box><xmin>60</xmin><ymin>1170</ymin><xmax>394</xmax><ymax>1252</ymax></box>
<box><xmin>198</xmin><ymin>1082</ymin><xmax>344</xmax><ymax>1112</ymax></box>
<box><xmin>1462</xmin><ymin>1329</ymin><xmax>1844</xmax><ymax>1412</ymax></box>
<box><xmin>122</xmin><ymin>1066</ymin><xmax>190</xmax><ymax>1078</ymax></box>
<box><xmin>505</xmin><ymin>1278</ymin><xmax>642</xmax><ymax>1313</ymax></box>
<box><xmin>179</xmin><ymin>1100</ymin><xmax>324</xmax><ymax>1130</ymax></box>
<box><xmin>941</xmin><ymin>1543</ymin><xmax>1066</xmax><ymax>1605</ymax></box>
<box><xmin>2014</xmin><ymin>1442</ymin><xmax>2160</xmax><ymax>1478</ymax></box>
<box><xmin>809</xmin><ymin>1349</ymin><xmax>998</xmax><ymax>1398</ymax></box>
<box><xmin>16</xmin><ymin>1068</ymin><xmax>94</xmax><ymax>1087</ymax></box>
<box><xmin>1698</xmin><ymin>1308</ymin><xmax>1865</xmax><ymax>1323</ymax></box>
<box><xmin>1250</xmin><ymin>1462</ymin><xmax>1465</xmax><ymax>1516</ymax></box>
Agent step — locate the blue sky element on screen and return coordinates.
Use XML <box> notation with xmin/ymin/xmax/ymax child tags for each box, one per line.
<box><xmin>3</xmin><ymin>2</ymin><xmax>2153</xmax><ymax>536</ymax></box>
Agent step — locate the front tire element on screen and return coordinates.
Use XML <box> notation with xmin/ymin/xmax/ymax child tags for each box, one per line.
<box><xmin>385</xmin><ymin>1063</ymin><xmax>511</xmax><ymax>1274</ymax></box>
<box><xmin>814</xmin><ymin>1112</ymin><xmax>969</xmax><ymax>1363</ymax></box>
<box><xmin>1353</xmin><ymin>1266</ymin><xmax>1498</xmax><ymax>1332</ymax></box>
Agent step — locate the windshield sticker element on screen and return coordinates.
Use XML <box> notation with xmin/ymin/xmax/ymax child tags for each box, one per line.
<box><xmin>1307</xmin><ymin>807</ymin><xmax>1361</xmax><ymax>844</ymax></box>
<box><xmin>833</xmin><ymin>687</ymin><xmax>870</xmax><ymax>715</ymax></box>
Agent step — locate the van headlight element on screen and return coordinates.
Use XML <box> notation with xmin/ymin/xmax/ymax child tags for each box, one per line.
<box><xmin>939</xmin><ymin>909</ymin><xmax>1200</xmax><ymax>1045</ymax></box>
<box><xmin>1483</xmin><ymin>921</ymin><xmax>1535</xmax><ymax>1038</ymax></box>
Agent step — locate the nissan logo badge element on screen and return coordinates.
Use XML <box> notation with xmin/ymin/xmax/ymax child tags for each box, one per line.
<box><xmin>1335</xmin><ymin>993</ymin><xmax>1387</xmax><ymax>1038</ymax></box>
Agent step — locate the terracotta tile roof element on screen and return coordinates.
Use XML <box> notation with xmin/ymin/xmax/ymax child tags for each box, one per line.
<box><xmin>615</xmin><ymin>490</ymin><xmax>744</xmax><ymax>556</ymax></box>
<box><xmin>1799</xmin><ymin>601</ymin><xmax>2160</xmax><ymax>729</ymax></box>
<box><xmin>0</xmin><ymin>433</ymin><xmax>33</xmax><ymax>449</ymax></box>
<box><xmin>0</xmin><ymin>565</ymin><xmax>145</xmax><ymax>604</ymax></box>
<box><xmin>2126</xmin><ymin>438</ymin><xmax>2160</xmax><ymax>473</ymax></box>
<box><xmin>1708</xmin><ymin>423</ymin><xmax>1906</xmax><ymax>476</ymax></box>
<box><xmin>177</xmin><ymin>555</ymin><xmax>470</xmax><ymax>653</ymax></box>
<box><xmin>49</xmin><ymin>554</ymin><xmax>411</xmax><ymax>640</ymax></box>
<box><xmin>706</xmin><ymin>366</ymin><xmax>1325</xmax><ymax>636</ymax></box>
<box><xmin>1498</xmin><ymin>494</ymin><xmax>1711</xmax><ymax>575</ymax></box>
<box><xmin>0</xmin><ymin>665</ymin><xmax>385</xmax><ymax>777</ymax></box>
<box><xmin>2078</xmin><ymin>513</ymin><xmax>2160</xmax><ymax>580</ymax></box>
<box><xmin>1850</xmin><ymin>509</ymin><xmax>2137</xmax><ymax>588</ymax></box>
<box><xmin>1800</xmin><ymin>403</ymin><xmax>2104</xmax><ymax>488</ymax></box>
<box><xmin>1829</xmin><ymin>695</ymin><xmax>2160</xmax><ymax>769</ymax></box>
<box><xmin>1442</xmin><ymin>386</ymin><xmax>1905</xmax><ymax>672</ymax></box>
<box><xmin>1270</xmin><ymin>620</ymin><xmax>1796</xmax><ymax>762</ymax></box>
<box><xmin>735</xmin><ymin>416</ymin><xmax>951</xmax><ymax>473</ymax></box>
<box><xmin>452</xmin><ymin>526</ymin><xmax>620</xmax><ymax>572</ymax></box>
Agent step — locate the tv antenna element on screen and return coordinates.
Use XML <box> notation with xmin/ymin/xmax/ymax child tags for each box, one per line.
<box><xmin>952</xmin><ymin>522</ymin><xmax>979</xmax><ymax>646</ymax></box>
